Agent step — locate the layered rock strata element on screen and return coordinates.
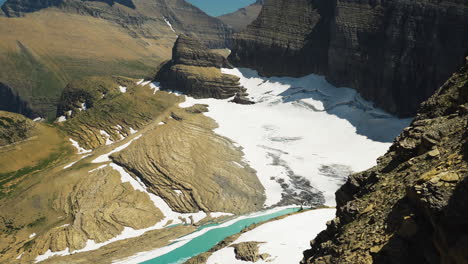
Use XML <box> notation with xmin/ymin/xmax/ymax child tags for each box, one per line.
<box><xmin>229</xmin><ymin>0</ymin><xmax>468</xmax><ymax>116</ymax></box>
<box><xmin>56</xmin><ymin>76</ymin><xmax>179</xmax><ymax>149</ymax></box>
<box><xmin>302</xmin><ymin>61</ymin><xmax>468</xmax><ymax>263</ymax></box>
<box><xmin>155</xmin><ymin>35</ymin><xmax>248</xmax><ymax>99</ymax></box>
<box><xmin>112</xmin><ymin>106</ymin><xmax>266</xmax><ymax>214</ymax></box>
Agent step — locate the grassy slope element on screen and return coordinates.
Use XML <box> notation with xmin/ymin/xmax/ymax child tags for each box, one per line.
<box><xmin>0</xmin><ymin>9</ymin><xmax>175</xmax><ymax>119</ymax></box>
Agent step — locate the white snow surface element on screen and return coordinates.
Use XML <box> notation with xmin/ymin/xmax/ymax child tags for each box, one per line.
<box><xmin>129</xmin><ymin>127</ymin><xmax>137</xmax><ymax>134</ymax></box>
<box><xmin>149</xmin><ymin>82</ymin><xmax>160</xmax><ymax>94</ymax></box>
<box><xmin>100</xmin><ymin>130</ymin><xmax>114</xmax><ymax>145</ymax></box>
<box><xmin>29</xmin><ymin>233</ymin><xmax>36</xmax><ymax>238</ymax></box>
<box><xmin>69</xmin><ymin>138</ymin><xmax>91</xmax><ymax>154</ymax></box>
<box><xmin>207</xmin><ymin>208</ymin><xmax>336</xmax><ymax>264</ymax></box>
<box><xmin>92</xmin><ymin>135</ymin><xmax>142</xmax><ymax>163</ymax></box>
<box><xmin>119</xmin><ymin>86</ymin><xmax>127</xmax><ymax>93</ymax></box>
<box><xmin>33</xmin><ymin>117</ymin><xmax>44</xmax><ymax>122</ymax></box>
<box><xmin>57</xmin><ymin>116</ymin><xmax>66</xmax><ymax>122</ymax></box>
<box><xmin>79</xmin><ymin>102</ymin><xmax>87</xmax><ymax>111</ymax></box>
<box><xmin>164</xmin><ymin>17</ymin><xmax>176</xmax><ymax>33</ymax></box>
<box><xmin>179</xmin><ymin>68</ymin><xmax>411</xmax><ymax>206</ymax></box>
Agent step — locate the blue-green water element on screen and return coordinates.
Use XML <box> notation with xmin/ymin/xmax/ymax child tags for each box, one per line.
<box><xmin>185</xmin><ymin>0</ymin><xmax>256</xmax><ymax>17</ymax></box>
<box><xmin>142</xmin><ymin>207</ymin><xmax>299</xmax><ymax>264</ymax></box>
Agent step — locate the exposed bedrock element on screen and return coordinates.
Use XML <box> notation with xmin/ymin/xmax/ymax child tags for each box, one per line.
<box><xmin>155</xmin><ymin>35</ymin><xmax>248</xmax><ymax>99</ymax></box>
<box><xmin>302</xmin><ymin>61</ymin><xmax>468</xmax><ymax>263</ymax></box>
<box><xmin>112</xmin><ymin>107</ymin><xmax>266</xmax><ymax>214</ymax></box>
<box><xmin>229</xmin><ymin>0</ymin><xmax>468</xmax><ymax>117</ymax></box>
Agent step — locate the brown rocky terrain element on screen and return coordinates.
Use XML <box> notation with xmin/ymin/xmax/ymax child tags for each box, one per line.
<box><xmin>155</xmin><ymin>35</ymin><xmax>249</xmax><ymax>100</ymax></box>
<box><xmin>112</xmin><ymin>105</ymin><xmax>265</xmax><ymax>214</ymax></box>
<box><xmin>0</xmin><ymin>111</ymin><xmax>36</xmax><ymax>146</ymax></box>
<box><xmin>0</xmin><ymin>81</ymin><xmax>266</xmax><ymax>263</ymax></box>
<box><xmin>0</xmin><ymin>0</ymin><xmax>232</xmax><ymax>119</ymax></box>
<box><xmin>229</xmin><ymin>0</ymin><xmax>468</xmax><ymax>117</ymax></box>
<box><xmin>302</xmin><ymin>61</ymin><xmax>468</xmax><ymax>263</ymax></box>
<box><xmin>56</xmin><ymin>76</ymin><xmax>180</xmax><ymax>150</ymax></box>
<box><xmin>218</xmin><ymin>0</ymin><xmax>263</xmax><ymax>32</ymax></box>
<box><xmin>232</xmin><ymin>241</ymin><xmax>270</xmax><ymax>262</ymax></box>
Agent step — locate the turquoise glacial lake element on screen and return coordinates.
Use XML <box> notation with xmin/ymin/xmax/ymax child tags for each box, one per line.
<box><xmin>142</xmin><ymin>207</ymin><xmax>300</xmax><ymax>264</ymax></box>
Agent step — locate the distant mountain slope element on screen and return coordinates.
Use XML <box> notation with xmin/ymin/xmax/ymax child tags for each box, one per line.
<box><xmin>0</xmin><ymin>0</ymin><xmax>232</xmax><ymax>119</ymax></box>
<box><xmin>218</xmin><ymin>0</ymin><xmax>263</xmax><ymax>32</ymax></box>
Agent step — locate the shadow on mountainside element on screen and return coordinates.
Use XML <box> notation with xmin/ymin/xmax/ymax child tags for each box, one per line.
<box><xmin>237</xmin><ymin>68</ymin><xmax>412</xmax><ymax>143</ymax></box>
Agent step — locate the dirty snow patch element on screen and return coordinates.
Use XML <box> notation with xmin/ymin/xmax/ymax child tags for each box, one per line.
<box><xmin>92</xmin><ymin>135</ymin><xmax>142</xmax><ymax>163</ymax></box>
<box><xmin>69</xmin><ymin>138</ymin><xmax>91</xmax><ymax>154</ymax></box>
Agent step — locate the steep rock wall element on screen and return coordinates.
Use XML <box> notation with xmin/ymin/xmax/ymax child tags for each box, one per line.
<box><xmin>229</xmin><ymin>0</ymin><xmax>468</xmax><ymax>117</ymax></box>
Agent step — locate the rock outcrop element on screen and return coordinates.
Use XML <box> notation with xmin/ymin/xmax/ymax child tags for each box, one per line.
<box><xmin>232</xmin><ymin>242</ymin><xmax>270</xmax><ymax>262</ymax></box>
<box><xmin>302</xmin><ymin>61</ymin><xmax>468</xmax><ymax>263</ymax></box>
<box><xmin>0</xmin><ymin>164</ymin><xmax>163</xmax><ymax>263</ymax></box>
<box><xmin>0</xmin><ymin>111</ymin><xmax>36</xmax><ymax>146</ymax></box>
<box><xmin>229</xmin><ymin>0</ymin><xmax>468</xmax><ymax>117</ymax></box>
<box><xmin>155</xmin><ymin>35</ymin><xmax>248</xmax><ymax>99</ymax></box>
<box><xmin>112</xmin><ymin>106</ymin><xmax>266</xmax><ymax>214</ymax></box>
<box><xmin>56</xmin><ymin>76</ymin><xmax>179</xmax><ymax>150</ymax></box>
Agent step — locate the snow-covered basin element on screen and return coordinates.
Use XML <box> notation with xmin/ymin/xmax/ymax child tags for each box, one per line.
<box><xmin>180</xmin><ymin>68</ymin><xmax>412</xmax><ymax>206</ymax></box>
<box><xmin>206</xmin><ymin>208</ymin><xmax>336</xmax><ymax>264</ymax></box>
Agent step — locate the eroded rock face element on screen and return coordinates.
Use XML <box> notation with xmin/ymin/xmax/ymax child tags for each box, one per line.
<box><xmin>112</xmin><ymin>106</ymin><xmax>266</xmax><ymax>214</ymax></box>
<box><xmin>0</xmin><ymin>166</ymin><xmax>162</xmax><ymax>263</ymax></box>
<box><xmin>229</xmin><ymin>0</ymin><xmax>468</xmax><ymax>117</ymax></box>
<box><xmin>302</xmin><ymin>62</ymin><xmax>468</xmax><ymax>263</ymax></box>
<box><xmin>0</xmin><ymin>111</ymin><xmax>36</xmax><ymax>146</ymax></box>
<box><xmin>156</xmin><ymin>35</ymin><xmax>247</xmax><ymax>99</ymax></box>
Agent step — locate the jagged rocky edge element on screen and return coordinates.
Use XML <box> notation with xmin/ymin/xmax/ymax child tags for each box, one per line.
<box><xmin>301</xmin><ymin>61</ymin><xmax>468</xmax><ymax>263</ymax></box>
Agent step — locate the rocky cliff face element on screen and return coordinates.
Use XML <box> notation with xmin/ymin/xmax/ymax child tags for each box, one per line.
<box><xmin>0</xmin><ymin>83</ymin><xmax>35</xmax><ymax>119</ymax></box>
<box><xmin>229</xmin><ymin>0</ymin><xmax>468</xmax><ymax>117</ymax></box>
<box><xmin>302</xmin><ymin>61</ymin><xmax>468</xmax><ymax>263</ymax></box>
<box><xmin>155</xmin><ymin>35</ymin><xmax>249</xmax><ymax>100</ymax></box>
